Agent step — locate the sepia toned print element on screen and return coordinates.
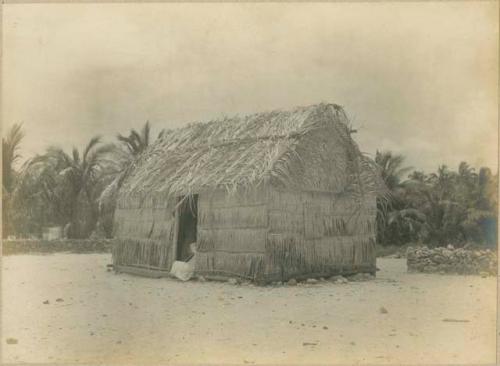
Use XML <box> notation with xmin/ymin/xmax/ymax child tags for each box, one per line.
<box><xmin>1</xmin><ymin>2</ymin><xmax>498</xmax><ymax>365</ymax></box>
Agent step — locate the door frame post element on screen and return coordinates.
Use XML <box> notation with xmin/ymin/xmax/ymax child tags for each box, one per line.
<box><xmin>172</xmin><ymin>199</ymin><xmax>181</xmax><ymax>263</ymax></box>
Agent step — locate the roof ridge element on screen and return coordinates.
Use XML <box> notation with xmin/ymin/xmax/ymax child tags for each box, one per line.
<box><xmin>157</xmin><ymin>102</ymin><xmax>334</xmax><ymax>138</ymax></box>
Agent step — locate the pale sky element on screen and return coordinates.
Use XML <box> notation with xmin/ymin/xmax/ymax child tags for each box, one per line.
<box><xmin>2</xmin><ymin>2</ymin><xmax>498</xmax><ymax>173</ymax></box>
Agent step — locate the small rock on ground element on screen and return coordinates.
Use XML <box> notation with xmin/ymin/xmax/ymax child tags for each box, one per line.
<box><xmin>287</xmin><ymin>279</ymin><xmax>297</xmax><ymax>286</ymax></box>
<box><xmin>330</xmin><ymin>275</ymin><xmax>349</xmax><ymax>284</ymax></box>
<box><xmin>348</xmin><ymin>273</ymin><xmax>375</xmax><ymax>282</ymax></box>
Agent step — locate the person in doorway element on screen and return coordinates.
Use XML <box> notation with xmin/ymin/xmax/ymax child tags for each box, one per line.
<box><xmin>170</xmin><ymin>242</ymin><xmax>197</xmax><ymax>281</ymax></box>
<box><xmin>186</xmin><ymin>242</ymin><xmax>197</xmax><ymax>262</ymax></box>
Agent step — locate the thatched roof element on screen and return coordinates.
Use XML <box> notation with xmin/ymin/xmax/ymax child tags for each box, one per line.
<box><xmin>117</xmin><ymin>103</ymin><xmax>384</xmax><ymax>200</ymax></box>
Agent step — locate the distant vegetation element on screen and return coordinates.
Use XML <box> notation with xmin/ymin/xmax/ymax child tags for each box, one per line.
<box><xmin>2</xmin><ymin>123</ymin><xmax>25</xmax><ymax>239</ymax></box>
<box><xmin>2</xmin><ymin>124</ymin><xmax>498</xmax><ymax>248</ymax></box>
<box><xmin>375</xmin><ymin>151</ymin><xmax>497</xmax><ymax>247</ymax></box>
<box><xmin>3</xmin><ymin>122</ymin><xmax>154</xmax><ymax>239</ymax></box>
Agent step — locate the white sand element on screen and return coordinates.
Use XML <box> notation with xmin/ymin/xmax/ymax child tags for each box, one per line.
<box><xmin>1</xmin><ymin>254</ymin><xmax>497</xmax><ymax>364</ymax></box>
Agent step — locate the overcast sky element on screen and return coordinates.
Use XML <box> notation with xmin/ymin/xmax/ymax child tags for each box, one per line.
<box><xmin>3</xmin><ymin>2</ymin><xmax>498</xmax><ymax>173</ymax></box>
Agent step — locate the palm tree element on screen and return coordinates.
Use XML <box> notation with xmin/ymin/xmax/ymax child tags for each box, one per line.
<box><xmin>427</xmin><ymin>165</ymin><xmax>457</xmax><ymax>201</ymax></box>
<box><xmin>2</xmin><ymin>123</ymin><xmax>24</xmax><ymax>237</ymax></box>
<box><xmin>117</xmin><ymin>121</ymin><xmax>151</xmax><ymax>157</ymax></box>
<box><xmin>462</xmin><ymin>167</ymin><xmax>498</xmax><ymax>245</ymax></box>
<box><xmin>3</xmin><ymin>123</ymin><xmax>24</xmax><ymax>192</ymax></box>
<box><xmin>26</xmin><ymin>136</ymin><xmax>113</xmax><ymax>238</ymax></box>
<box><xmin>374</xmin><ymin>150</ymin><xmax>413</xmax><ymax>245</ymax></box>
<box><xmin>408</xmin><ymin>170</ymin><xmax>427</xmax><ymax>183</ymax></box>
<box><xmin>375</xmin><ymin>150</ymin><xmax>412</xmax><ymax>191</ymax></box>
<box><xmin>97</xmin><ymin>121</ymin><xmax>153</xmax><ymax>237</ymax></box>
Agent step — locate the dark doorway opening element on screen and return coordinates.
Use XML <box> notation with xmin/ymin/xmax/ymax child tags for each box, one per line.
<box><xmin>176</xmin><ymin>195</ymin><xmax>198</xmax><ymax>262</ymax></box>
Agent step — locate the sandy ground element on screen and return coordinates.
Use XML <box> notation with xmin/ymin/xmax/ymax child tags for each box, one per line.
<box><xmin>1</xmin><ymin>254</ymin><xmax>497</xmax><ymax>365</ymax></box>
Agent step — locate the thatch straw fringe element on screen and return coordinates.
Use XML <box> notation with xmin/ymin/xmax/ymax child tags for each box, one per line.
<box><xmin>305</xmin><ymin>214</ymin><xmax>376</xmax><ymax>239</ymax></box>
<box><xmin>114</xmin><ymin>209</ymin><xmax>175</xmax><ymax>240</ymax></box>
<box><xmin>195</xmin><ymin>252</ymin><xmax>266</xmax><ymax>280</ymax></box>
<box><xmin>200</xmin><ymin>187</ymin><xmax>268</xmax><ymax>208</ymax></box>
<box><xmin>268</xmin><ymin>210</ymin><xmax>304</xmax><ymax>235</ymax></box>
<box><xmin>265</xmin><ymin>234</ymin><xmax>375</xmax><ymax>280</ymax></box>
<box><xmin>197</xmin><ymin>228</ymin><xmax>267</xmax><ymax>253</ymax></box>
<box><xmin>112</xmin><ymin>238</ymin><xmax>172</xmax><ymax>270</ymax></box>
<box><xmin>198</xmin><ymin>204</ymin><xmax>267</xmax><ymax>229</ymax></box>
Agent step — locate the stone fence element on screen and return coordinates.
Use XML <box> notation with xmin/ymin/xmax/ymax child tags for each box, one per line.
<box><xmin>2</xmin><ymin>239</ymin><xmax>114</xmax><ymax>255</ymax></box>
<box><xmin>406</xmin><ymin>246</ymin><xmax>497</xmax><ymax>276</ymax></box>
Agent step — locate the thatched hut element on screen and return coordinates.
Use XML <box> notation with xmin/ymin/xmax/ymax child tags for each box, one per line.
<box><xmin>112</xmin><ymin>103</ymin><xmax>384</xmax><ymax>282</ymax></box>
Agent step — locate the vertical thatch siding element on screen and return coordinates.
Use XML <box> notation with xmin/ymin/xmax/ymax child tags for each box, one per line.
<box><xmin>112</xmin><ymin>238</ymin><xmax>172</xmax><ymax>271</ymax></box>
<box><xmin>112</xmin><ymin>192</ymin><xmax>175</xmax><ymax>271</ymax></box>
<box><xmin>265</xmin><ymin>189</ymin><xmax>376</xmax><ymax>281</ymax></box>
<box><xmin>195</xmin><ymin>187</ymin><xmax>269</xmax><ymax>280</ymax></box>
<box><xmin>198</xmin><ymin>228</ymin><xmax>267</xmax><ymax>253</ymax></box>
<box><xmin>114</xmin><ymin>207</ymin><xmax>174</xmax><ymax>240</ymax></box>
<box><xmin>198</xmin><ymin>204</ymin><xmax>267</xmax><ymax>230</ymax></box>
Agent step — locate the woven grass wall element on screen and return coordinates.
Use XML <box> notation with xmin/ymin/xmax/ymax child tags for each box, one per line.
<box><xmin>265</xmin><ymin>188</ymin><xmax>377</xmax><ymax>281</ymax></box>
<box><xmin>195</xmin><ymin>187</ymin><xmax>268</xmax><ymax>280</ymax></box>
<box><xmin>112</xmin><ymin>192</ymin><xmax>176</xmax><ymax>271</ymax></box>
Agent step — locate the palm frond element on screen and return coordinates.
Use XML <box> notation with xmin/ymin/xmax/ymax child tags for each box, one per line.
<box><xmin>141</xmin><ymin>121</ymin><xmax>150</xmax><ymax>148</ymax></box>
<box><xmin>83</xmin><ymin>136</ymin><xmax>102</xmax><ymax>163</ymax></box>
<box><xmin>72</xmin><ymin>147</ymin><xmax>80</xmax><ymax>164</ymax></box>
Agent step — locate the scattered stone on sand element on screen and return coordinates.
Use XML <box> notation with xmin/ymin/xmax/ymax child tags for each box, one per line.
<box><xmin>287</xmin><ymin>278</ymin><xmax>297</xmax><ymax>286</ymax></box>
<box><xmin>302</xmin><ymin>342</ymin><xmax>317</xmax><ymax>346</ymax></box>
<box><xmin>334</xmin><ymin>276</ymin><xmax>349</xmax><ymax>284</ymax></box>
<box><xmin>3</xmin><ymin>254</ymin><xmax>495</xmax><ymax>364</ymax></box>
<box><xmin>227</xmin><ymin>278</ymin><xmax>240</xmax><ymax>285</ymax></box>
<box><xmin>56</xmin><ymin>298</ymin><xmax>64</xmax><ymax>302</ymax></box>
<box><xmin>379</xmin><ymin>306</ymin><xmax>388</xmax><ymax>314</ymax></box>
<box><xmin>306</xmin><ymin>278</ymin><xmax>318</xmax><ymax>284</ymax></box>
<box><xmin>43</xmin><ymin>300</ymin><xmax>49</xmax><ymax>305</ymax></box>
<box><xmin>323</xmin><ymin>326</ymin><xmax>328</xmax><ymax>330</ymax></box>
<box><xmin>442</xmin><ymin>318</ymin><xmax>470</xmax><ymax>323</ymax></box>
<box><xmin>348</xmin><ymin>273</ymin><xmax>375</xmax><ymax>282</ymax></box>
<box><xmin>6</xmin><ymin>338</ymin><xmax>18</xmax><ymax>345</ymax></box>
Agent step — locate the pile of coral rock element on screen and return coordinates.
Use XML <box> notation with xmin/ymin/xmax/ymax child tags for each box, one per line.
<box><xmin>406</xmin><ymin>245</ymin><xmax>497</xmax><ymax>276</ymax></box>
